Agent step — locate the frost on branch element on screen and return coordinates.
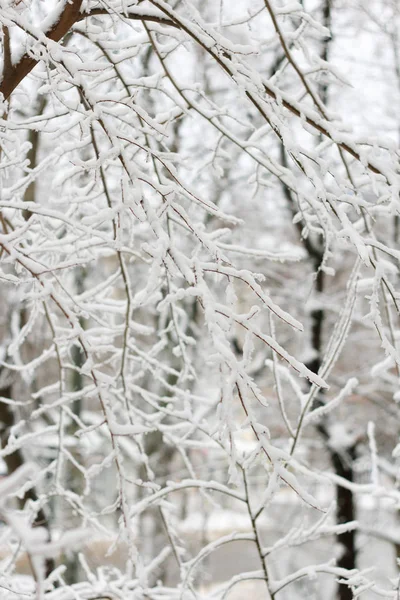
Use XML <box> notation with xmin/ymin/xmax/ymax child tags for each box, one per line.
<box><xmin>0</xmin><ymin>0</ymin><xmax>400</xmax><ymax>598</ymax></box>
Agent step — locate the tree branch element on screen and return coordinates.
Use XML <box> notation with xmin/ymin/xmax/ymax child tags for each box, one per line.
<box><xmin>0</xmin><ymin>4</ymin><xmax>176</xmax><ymax>101</ymax></box>
<box><xmin>0</xmin><ymin>0</ymin><xmax>393</xmax><ymax>185</ymax></box>
<box><xmin>1</xmin><ymin>0</ymin><xmax>83</xmax><ymax>100</ymax></box>
<box><xmin>2</xmin><ymin>25</ymin><xmax>11</xmax><ymax>84</ymax></box>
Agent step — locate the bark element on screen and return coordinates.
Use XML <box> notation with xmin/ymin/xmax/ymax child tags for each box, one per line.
<box><xmin>1</xmin><ymin>0</ymin><xmax>83</xmax><ymax>100</ymax></box>
<box><xmin>331</xmin><ymin>447</ymin><xmax>357</xmax><ymax>577</ymax></box>
<box><xmin>0</xmin><ymin>2</ymin><xmax>175</xmax><ymax>101</ymax></box>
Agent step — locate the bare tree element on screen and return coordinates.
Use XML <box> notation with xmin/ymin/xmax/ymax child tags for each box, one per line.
<box><xmin>0</xmin><ymin>1</ymin><xmax>400</xmax><ymax>599</ymax></box>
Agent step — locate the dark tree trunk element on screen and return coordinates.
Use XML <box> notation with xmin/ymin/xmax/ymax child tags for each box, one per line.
<box><xmin>332</xmin><ymin>448</ymin><xmax>357</xmax><ymax>572</ymax></box>
<box><xmin>307</xmin><ymin>259</ymin><xmax>357</xmax><ymax>600</ymax></box>
<box><xmin>277</xmin><ymin>1</ymin><xmax>357</xmax><ymax>594</ymax></box>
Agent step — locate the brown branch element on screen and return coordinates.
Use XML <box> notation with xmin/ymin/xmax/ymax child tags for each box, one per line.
<box><xmin>0</xmin><ymin>0</ymin><xmax>393</xmax><ymax>183</ymax></box>
<box><xmin>75</xmin><ymin>8</ymin><xmax>178</xmax><ymax>29</ymax></box>
<box><xmin>148</xmin><ymin>0</ymin><xmax>389</xmax><ymax>179</ymax></box>
<box><xmin>1</xmin><ymin>0</ymin><xmax>83</xmax><ymax>100</ymax></box>
<box><xmin>0</xmin><ymin>4</ymin><xmax>176</xmax><ymax>101</ymax></box>
<box><xmin>2</xmin><ymin>25</ymin><xmax>11</xmax><ymax>83</ymax></box>
<box><xmin>264</xmin><ymin>0</ymin><xmax>325</xmax><ymax>116</ymax></box>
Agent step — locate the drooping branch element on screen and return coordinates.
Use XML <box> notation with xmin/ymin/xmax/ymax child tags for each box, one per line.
<box><xmin>147</xmin><ymin>0</ymin><xmax>395</xmax><ymax>181</ymax></box>
<box><xmin>0</xmin><ymin>0</ymin><xmax>396</xmax><ymax>185</ymax></box>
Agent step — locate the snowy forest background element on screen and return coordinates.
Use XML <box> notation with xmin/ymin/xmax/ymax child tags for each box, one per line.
<box><xmin>1</xmin><ymin>0</ymin><xmax>400</xmax><ymax>598</ymax></box>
